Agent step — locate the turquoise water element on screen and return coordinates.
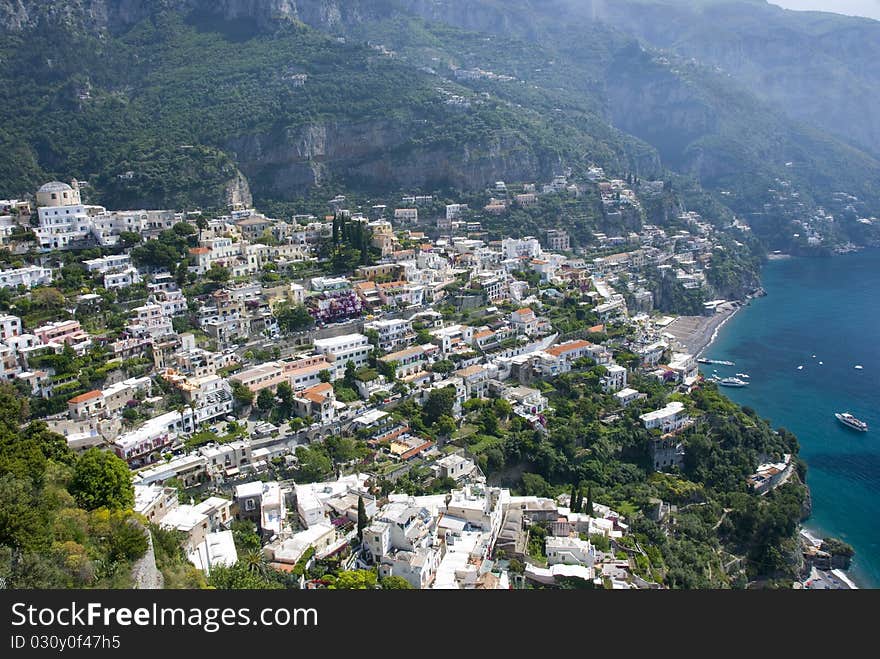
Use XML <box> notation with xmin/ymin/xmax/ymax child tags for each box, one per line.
<box><xmin>700</xmin><ymin>250</ymin><xmax>880</xmax><ymax>588</ymax></box>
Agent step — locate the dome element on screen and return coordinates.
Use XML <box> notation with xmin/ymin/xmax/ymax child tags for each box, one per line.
<box><xmin>38</xmin><ymin>181</ymin><xmax>73</xmax><ymax>193</ymax></box>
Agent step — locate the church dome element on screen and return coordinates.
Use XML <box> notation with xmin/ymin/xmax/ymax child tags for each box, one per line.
<box><xmin>38</xmin><ymin>181</ymin><xmax>73</xmax><ymax>193</ymax></box>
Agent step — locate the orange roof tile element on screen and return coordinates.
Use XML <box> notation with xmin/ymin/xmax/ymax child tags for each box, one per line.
<box><xmin>68</xmin><ymin>390</ymin><xmax>102</xmax><ymax>404</ymax></box>
<box><xmin>544</xmin><ymin>340</ymin><xmax>592</xmax><ymax>357</ymax></box>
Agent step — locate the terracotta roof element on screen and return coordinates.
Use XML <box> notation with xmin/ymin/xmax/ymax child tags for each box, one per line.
<box><xmin>454</xmin><ymin>364</ymin><xmax>485</xmax><ymax>378</ymax></box>
<box><xmin>68</xmin><ymin>390</ymin><xmax>102</xmax><ymax>404</ymax></box>
<box><xmin>589</xmin><ymin>324</ymin><xmax>605</xmax><ymax>333</ymax></box>
<box><xmin>381</xmin><ymin>346</ymin><xmax>425</xmax><ymax>362</ymax></box>
<box><xmin>301</xmin><ymin>382</ymin><xmax>333</xmax><ymax>404</ymax></box>
<box><xmin>514</xmin><ymin>308</ymin><xmax>533</xmax><ymax>315</ymax></box>
<box><xmin>473</xmin><ymin>330</ymin><xmax>494</xmax><ymax>339</ymax></box>
<box><xmin>189</xmin><ymin>247</ymin><xmax>210</xmax><ymax>255</ymax></box>
<box><xmin>544</xmin><ymin>340</ymin><xmax>592</xmax><ymax>357</ymax></box>
<box><xmin>377</xmin><ymin>280</ymin><xmax>408</xmax><ymax>290</ymax></box>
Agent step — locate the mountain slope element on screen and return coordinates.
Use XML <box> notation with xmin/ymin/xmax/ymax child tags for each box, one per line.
<box><xmin>0</xmin><ymin>1</ymin><xmax>658</xmax><ymax>209</ymax></box>
<box><xmin>574</xmin><ymin>0</ymin><xmax>880</xmax><ymax>159</ymax></box>
<box><xmin>1</xmin><ymin>0</ymin><xmax>879</xmax><ymax>253</ymax></box>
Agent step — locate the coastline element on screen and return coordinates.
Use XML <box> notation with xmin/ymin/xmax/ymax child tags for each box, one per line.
<box><xmin>694</xmin><ymin>304</ymin><xmax>741</xmax><ymax>359</ymax></box>
<box><xmin>689</xmin><ymin>286</ymin><xmax>865</xmax><ymax>589</ymax></box>
<box><xmin>661</xmin><ymin>303</ymin><xmax>742</xmax><ymax>357</ymax></box>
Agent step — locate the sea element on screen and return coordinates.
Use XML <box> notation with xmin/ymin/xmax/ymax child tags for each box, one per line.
<box><xmin>699</xmin><ymin>248</ymin><xmax>880</xmax><ymax>588</ymax></box>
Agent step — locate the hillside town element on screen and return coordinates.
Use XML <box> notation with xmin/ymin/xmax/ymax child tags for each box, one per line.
<box><xmin>0</xmin><ymin>168</ymin><xmax>814</xmax><ymax>590</ymax></box>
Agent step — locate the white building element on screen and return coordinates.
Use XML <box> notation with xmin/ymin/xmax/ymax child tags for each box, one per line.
<box><xmin>601</xmin><ymin>364</ymin><xmax>628</xmax><ymax>393</ymax></box>
<box><xmin>0</xmin><ymin>265</ymin><xmax>53</xmax><ymax>289</ymax></box>
<box><xmin>640</xmin><ymin>401</ymin><xmax>691</xmax><ymax>433</ymax></box>
<box><xmin>545</xmin><ymin>535</ymin><xmax>598</xmax><ymax>567</ymax></box>
<box><xmin>502</xmin><ymin>237</ymin><xmax>543</xmax><ymax>260</ymax></box>
<box><xmin>34</xmin><ymin>181</ymin><xmax>93</xmax><ymax>250</ymax></box>
<box><xmin>614</xmin><ymin>387</ymin><xmax>642</xmax><ymax>407</ymax></box>
<box><xmin>313</xmin><ymin>333</ymin><xmax>371</xmax><ymax>379</ymax></box>
<box><xmin>103</xmin><ymin>267</ymin><xmax>141</xmax><ymax>290</ymax></box>
<box><xmin>83</xmin><ymin>254</ymin><xmax>133</xmax><ymax>273</ymax></box>
<box><xmin>0</xmin><ymin>314</ymin><xmax>22</xmax><ymax>342</ymax></box>
<box><xmin>364</xmin><ymin>318</ymin><xmax>414</xmax><ymax>352</ymax></box>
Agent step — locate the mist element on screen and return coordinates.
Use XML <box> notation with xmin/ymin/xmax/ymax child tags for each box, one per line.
<box><xmin>770</xmin><ymin>0</ymin><xmax>880</xmax><ymax>20</ymax></box>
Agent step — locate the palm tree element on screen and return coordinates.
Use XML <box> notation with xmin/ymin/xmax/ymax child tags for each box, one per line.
<box><xmin>241</xmin><ymin>548</ymin><xmax>269</xmax><ymax>578</ymax></box>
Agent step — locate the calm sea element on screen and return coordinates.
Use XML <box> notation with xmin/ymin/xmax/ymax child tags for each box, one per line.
<box><xmin>699</xmin><ymin>249</ymin><xmax>880</xmax><ymax>588</ymax></box>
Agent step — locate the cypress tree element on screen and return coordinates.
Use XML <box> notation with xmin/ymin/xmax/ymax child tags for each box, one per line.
<box><xmin>585</xmin><ymin>485</ymin><xmax>594</xmax><ymax>517</ymax></box>
<box><xmin>569</xmin><ymin>483</ymin><xmax>578</xmax><ymax>511</ymax></box>
<box><xmin>357</xmin><ymin>495</ymin><xmax>368</xmax><ymax>544</ymax></box>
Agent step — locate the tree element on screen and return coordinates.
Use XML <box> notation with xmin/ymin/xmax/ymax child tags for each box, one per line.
<box><xmin>231</xmin><ymin>381</ymin><xmax>254</xmax><ymax>408</ymax></box>
<box><xmin>231</xmin><ymin>520</ymin><xmax>261</xmax><ymax>553</ymax></box>
<box><xmin>295</xmin><ymin>445</ymin><xmax>332</xmax><ymax>483</ymax></box>
<box><xmin>69</xmin><ymin>449</ymin><xmax>134</xmax><ymax>511</ymax></box>
<box><xmin>569</xmin><ymin>483</ymin><xmax>578</xmax><ymax>511</ymax></box>
<box><xmin>257</xmin><ymin>388</ymin><xmax>275</xmax><ymax>412</ymax></box>
<box><xmin>480</xmin><ymin>408</ymin><xmax>499</xmax><ymax>436</ymax></box>
<box><xmin>32</xmin><ymin>287</ymin><xmax>66</xmax><ymax>311</ymax></box>
<box><xmin>276</xmin><ymin>382</ymin><xmax>294</xmax><ymax>417</ymax></box>
<box><xmin>331</xmin><ymin>569</ymin><xmax>378</xmax><ymax>589</ymax></box>
<box><xmin>119</xmin><ymin>231</ymin><xmax>141</xmax><ymax>248</ymax></box>
<box><xmin>585</xmin><ymin>485</ymin><xmax>594</xmax><ymax>517</ymax></box>
<box><xmin>424</xmin><ymin>386</ymin><xmax>456</xmax><ymax>426</ymax></box>
<box><xmin>380</xmin><ymin>575</ymin><xmax>414</xmax><ymax>589</ymax></box>
<box><xmin>493</xmin><ymin>398</ymin><xmax>513</xmax><ymax>419</ymax></box>
<box><xmin>357</xmin><ymin>495</ymin><xmax>368</xmax><ymax>544</ymax></box>
<box><xmin>434</xmin><ymin>415</ymin><xmax>457</xmax><ymax>438</ymax></box>
<box><xmin>276</xmin><ymin>303</ymin><xmax>314</xmax><ymax>333</ymax></box>
<box><xmin>431</xmin><ymin>359</ymin><xmax>454</xmax><ymax>375</ymax></box>
<box><xmin>318</xmin><ymin>369</ymin><xmax>332</xmax><ymax>383</ymax></box>
<box><xmin>206</xmin><ymin>263</ymin><xmax>230</xmax><ymax>283</ymax></box>
<box><xmin>207</xmin><ymin>562</ymin><xmax>283</xmax><ymax>589</ymax></box>
<box><xmin>343</xmin><ymin>361</ymin><xmax>358</xmax><ymax>389</ymax></box>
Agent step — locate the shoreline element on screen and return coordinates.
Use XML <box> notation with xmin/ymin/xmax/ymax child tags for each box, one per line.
<box><xmin>694</xmin><ymin>303</ymin><xmax>741</xmax><ymax>359</ymax></box>
<box><xmin>690</xmin><ymin>288</ymin><xmax>866</xmax><ymax>589</ymax></box>
<box><xmin>661</xmin><ymin>302</ymin><xmax>743</xmax><ymax>358</ymax></box>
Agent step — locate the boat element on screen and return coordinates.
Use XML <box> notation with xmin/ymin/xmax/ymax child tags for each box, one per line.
<box><xmin>797</xmin><ymin>365</ymin><xmax>803</xmax><ymax>370</ymax></box>
<box><xmin>835</xmin><ymin>412</ymin><xmax>868</xmax><ymax>432</ymax></box>
<box><xmin>697</xmin><ymin>358</ymin><xmax>735</xmax><ymax>366</ymax></box>
<box><xmin>736</xmin><ymin>373</ymin><xmax>750</xmax><ymax>379</ymax></box>
<box><xmin>855</xmin><ymin>365</ymin><xmax>864</xmax><ymax>370</ymax></box>
<box><xmin>718</xmin><ymin>377</ymin><xmax>749</xmax><ymax>387</ymax></box>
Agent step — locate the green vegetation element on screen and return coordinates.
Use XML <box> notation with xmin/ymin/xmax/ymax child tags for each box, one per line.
<box><xmin>0</xmin><ymin>384</ymin><xmax>148</xmax><ymax>587</ymax></box>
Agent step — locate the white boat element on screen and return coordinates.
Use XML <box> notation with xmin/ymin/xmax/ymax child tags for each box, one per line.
<box><xmin>855</xmin><ymin>365</ymin><xmax>864</xmax><ymax>370</ymax></box>
<box><xmin>718</xmin><ymin>377</ymin><xmax>749</xmax><ymax>387</ymax></box>
<box><xmin>736</xmin><ymin>373</ymin><xmax>750</xmax><ymax>379</ymax></box>
<box><xmin>835</xmin><ymin>412</ymin><xmax>868</xmax><ymax>432</ymax></box>
<box><xmin>819</xmin><ymin>361</ymin><xmax>823</xmax><ymax>365</ymax></box>
<box><xmin>797</xmin><ymin>365</ymin><xmax>803</xmax><ymax>370</ymax></box>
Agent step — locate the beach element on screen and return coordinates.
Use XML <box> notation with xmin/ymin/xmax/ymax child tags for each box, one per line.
<box><xmin>661</xmin><ymin>303</ymin><xmax>740</xmax><ymax>357</ymax></box>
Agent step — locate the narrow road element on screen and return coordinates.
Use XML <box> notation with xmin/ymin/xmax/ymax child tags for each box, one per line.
<box><xmin>132</xmin><ymin>529</ymin><xmax>164</xmax><ymax>590</ymax></box>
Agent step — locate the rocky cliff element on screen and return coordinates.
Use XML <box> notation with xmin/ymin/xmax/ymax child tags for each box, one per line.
<box><xmin>227</xmin><ymin>119</ymin><xmax>565</xmax><ymax>196</ymax></box>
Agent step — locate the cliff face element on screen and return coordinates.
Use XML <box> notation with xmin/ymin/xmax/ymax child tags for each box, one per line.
<box><xmin>227</xmin><ymin>119</ymin><xmax>562</xmax><ymax>196</ymax></box>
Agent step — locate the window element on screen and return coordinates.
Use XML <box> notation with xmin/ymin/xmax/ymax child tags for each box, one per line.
<box><xmin>245</xmin><ymin>499</ymin><xmax>256</xmax><ymax>511</ymax></box>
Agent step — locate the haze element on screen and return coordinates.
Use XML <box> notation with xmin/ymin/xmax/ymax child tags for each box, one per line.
<box><xmin>770</xmin><ymin>0</ymin><xmax>880</xmax><ymax>20</ymax></box>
